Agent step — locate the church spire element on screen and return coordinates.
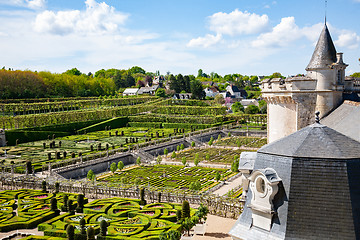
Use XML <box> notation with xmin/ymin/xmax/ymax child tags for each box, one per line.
<box><xmin>305</xmin><ymin>23</ymin><xmax>337</xmax><ymax>71</ymax></box>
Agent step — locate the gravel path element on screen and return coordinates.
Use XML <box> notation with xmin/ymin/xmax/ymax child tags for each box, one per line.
<box><xmin>193</xmin><ymin>214</ymin><xmax>236</xmax><ymax>240</ymax></box>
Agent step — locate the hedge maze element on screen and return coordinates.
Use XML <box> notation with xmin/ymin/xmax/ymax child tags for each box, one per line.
<box><xmin>0</xmin><ymin>189</ymin><xmax>189</xmax><ymax>240</ymax></box>
<box><xmin>97</xmin><ymin>165</ymin><xmax>235</xmax><ymax>193</ymax></box>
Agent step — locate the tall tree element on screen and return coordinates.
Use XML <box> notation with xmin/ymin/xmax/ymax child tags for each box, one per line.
<box><xmin>169</xmin><ymin>74</ymin><xmax>180</xmax><ymax>93</ymax></box>
<box><xmin>190</xmin><ymin>79</ymin><xmax>205</xmax><ymax>99</ymax></box>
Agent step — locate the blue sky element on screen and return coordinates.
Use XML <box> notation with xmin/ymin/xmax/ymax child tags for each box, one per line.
<box><xmin>0</xmin><ymin>0</ymin><xmax>359</xmax><ymax>76</ymax></box>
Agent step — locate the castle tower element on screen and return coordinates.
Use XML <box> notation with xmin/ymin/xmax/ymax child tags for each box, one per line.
<box><xmin>262</xmin><ymin>23</ymin><xmax>348</xmax><ymax>143</ymax></box>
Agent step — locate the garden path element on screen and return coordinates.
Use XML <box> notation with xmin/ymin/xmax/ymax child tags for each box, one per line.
<box><xmin>212</xmin><ymin>175</ymin><xmax>243</xmax><ymax>196</ymax></box>
<box><xmin>193</xmin><ymin>214</ymin><xmax>236</xmax><ymax>240</ymax></box>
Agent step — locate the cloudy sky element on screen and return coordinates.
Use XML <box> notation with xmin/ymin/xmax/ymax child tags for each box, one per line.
<box><xmin>0</xmin><ymin>0</ymin><xmax>359</xmax><ymax>76</ymax></box>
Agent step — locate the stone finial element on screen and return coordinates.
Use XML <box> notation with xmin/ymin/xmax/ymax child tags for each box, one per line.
<box><xmin>315</xmin><ymin>111</ymin><xmax>320</xmax><ymax>124</ymax></box>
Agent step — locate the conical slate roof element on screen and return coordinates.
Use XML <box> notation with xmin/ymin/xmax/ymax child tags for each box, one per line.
<box><xmin>258</xmin><ymin>123</ymin><xmax>360</xmax><ymax>159</ymax></box>
<box><xmin>306</xmin><ymin>24</ymin><xmax>337</xmax><ymax>70</ymax></box>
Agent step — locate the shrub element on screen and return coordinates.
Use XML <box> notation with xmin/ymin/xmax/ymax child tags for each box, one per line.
<box><xmin>181</xmin><ymin>157</ymin><xmax>186</xmax><ymax>166</ymax></box>
<box><xmin>50</xmin><ymin>198</ymin><xmax>58</xmax><ymax>211</ymax></box>
<box><xmin>26</xmin><ymin>161</ymin><xmax>32</xmax><ymax>174</ymax></box>
<box><xmin>62</xmin><ymin>195</ymin><xmax>69</xmax><ymax>212</ymax></box>
<box><xmin>159</xmin><ymin>229</ymin><xmax>181</xmax><ymax>240</ymax></box>
<box><xmin>180</xmin><ymin>144</ymin><xmax>184</xmax><ymax>150</ymax></box>
<box><xmin>86</xmin><ymin>227</ymin><xmax>95</xmax><ymax>240</ymax></box>
<box><xmin>194</xmin><ymin>158</ymin><xmax>199</xmax><ymax>166</ymax></box>
<box><xmin>99</xmin><ymin>220</ymin><xmax>107</xmax><ymax>236</ymax></box>
<box><xmin>189</xmin><ymin>181</ymin><xmax>201</xmax><ymax>191</ymax></box>
<box><xmin>66</xmin><ymin>224</ymin><xmax>75</xmax><ymax>240</ymax></box>
<box><xmin>156</xmin><ymin>156</ymin><xmax>162</xmax><ymax>164</ymax></box>
<box><xmin>176</xmin><ymin>145</ymin><xmax>180</xmax><ymax>151</ymax></box>
<box><xmin>110</xmin><ymin>162</ymin><xmax>117</xmax><ymax>173</ymax></box>
<box><xmin>55</xmin><ymin>182</ymin><xmax>60</xmax><ymax>193</ymax></box>
<box><xmin>80</xmin><ymin>218</ymin><xmax>86</xmax><ymax>235</ymax></box>
<box><xmin>139</xmin><ymin>188</ymin><xmax>146</xmax><ymax>206</ymax></box>
<box><xmin>182</xmin><ymin>201</ymin><xmax>190</xmax><ymax>219</ymax></box>
<box><xmin>76</xmin><ymin>194</ymin><xmax>85</xmax><ymax>213</ymax></box>
<box><xmin>117</xmin><ymin>161</ymin><xmax>124</xmax><ymax>171</ymax></box>
<box><xmin>42</xmin><ymin>181</ymin><xmax>47</xmax><ymax>192</ymax></box>
<box><xmin>191</xmin><ymin>141</ymin><xmax>195</xmax><ymax>147</ymax></box>
<box><xmin>136</xmin><ymin>157</ymin><xmax>141</xmax><ymax>165</ymax></box>
<box><xmin>164</xmin><ymin>148</ymin><xmax>168</xmax><ymax>155</ymax></box>
<box><xmin>87</xmin><ymin>170</ymin><xmax>94</xmax><ymax>181</ymax></box>
<box><xmin>171</xmin><ymin>151</ymin><xmax>176</xmax><ymax>158</ymax></box>
<box><xmin>215</xmin><ymin>171</ymin><xmax>221</xmax><ymax>181</ymax></box>
<box><xmin>176</xmin><ymin>209</ymin><xmax>182</xmax><ymax>223</ymax></box>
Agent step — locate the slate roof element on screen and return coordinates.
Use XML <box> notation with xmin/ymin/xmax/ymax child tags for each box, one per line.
<box><xmin>258</xmin><ymin>122</ymin><xmax>360</xmax><ymax>159</ymax></box>
<box><xmin>321</xmin><ymin>100</ymin><xmax>360</xmax><ymax>142</ymax></box>
<box><xmin>306</xmin><ymin>23</ymin><xmax>337</xmax><ymax>70</ymax></box>
<box><xmin>239</xmin><ymin>152</ymin><xmax>257</xmax><ymax>171</ymax></box>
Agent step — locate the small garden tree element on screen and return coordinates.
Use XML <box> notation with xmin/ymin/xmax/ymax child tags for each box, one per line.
<box><xmin>205</xmin><ymin>153</ymin><xmax>210</xmax><ymax>161</ymax></box>
<box><xmin>159</xmin><ymin>230</ymin><xmax>181</xmax><ymax>240</ymax></box>
<box><xmin>156</xmin><ymin>156</ymin><xmax>162</xmax><ymax>164</ymax></box>
<box><xmin>176</xmin><ymin>209</ymin><xmax>182</xmax><ymax>223</ymax></box>
<box><xmin>164</xmin><ymin>148</ymin><xmax>168</xmax><ymax>155</ymax></box>
<box><xmin>191</xmin><ymin>141</ymin><xmax>195</xmax><ymax>147</ymax></box>
<box><xmin>50</xmin><ymin>197</ymin><xmax>58</xmax><ymax>211</ymax></box>
<box><xmin>110</xmin><ymin>162</ymin><xmax>117</xmax><ymax>173</ymax></box>
<box><xmin>189</xmin><ymin>181</ymin><xmax>201</xmax><ymax>191</ymax></box>
<box><xmin>182</xmin><ymin>200</ymin><xmax>190</xmax><ymax>219</ymax></box>
<box><xmin>139</xmin><ymin>188</ymin><xmax>146</xmax><ymax>205</ymax></box>
<box><xmin>117</xmin><ymin>161</ymin><xmax>124</xmax><ymax>171</ymax></box>
<box><xmin>42</xmin><ymin>180</ymin><xmax>47</xmax><ymax>192</ymax></box>
<box><xmin>80</xmin><ymin>218</ymin><xmax>86</xmax><ymax>235</ymax></box>
<box><xmin>136</xmin><ymin>157</ymin><xmax>141</xmax><ymax>165</ymax></box>
<box><xmin>87</xmin><ymin>170</ymin><xmax>94</xmax><ymax>181</ymax></box>
<box><xmin>217</xmin><ymin>134</ymin><xmax>222</xmax><ymax>141</ymax></box>
<box><xmin>208</xmin><ymin>137</ymin><xmax>214</xmax><ymax>146</ymax></box>
<box><xmin>176</xmin><ymin>145</ymin><xmax>180</xmax><ymax>151</ymax></box>
<box><xmin>55</xmin><ymin>182</ymin><xmax>60</xmax><ymax>193</ymax></box>
<box><xmin>194</xmin><ymin>158</ymin><xmax>199</xmax><ymax>166</ymax></box>
<box><xmin>76</xmin><ymin>194</ymin><xmax>85</xmax><ymax>213</ymax></box>
<box><xmin>26</xmin><ymin>161</ymin><xmax>32</xmax><ymax>174</ymax></box>
<box><xmin>215</xmin><ymin>171</ymin><xmax>221</xmax><ymax>181</ymax></box>
<box><xmin>181</xmin><ymin>157</ymin><xmax>186</xmax><ymax>166</ymax></box>
<box><xmin>171</xmin><ymin>151</ymin><xmax>176</xmax><ymax>158</ymax></box>
<box><xmin>87</xmin><ymin>227</ymin><xmax>95</xmax><ymax>240</ymax></box>
<box><xmin>181</xmin><ymin>217</ymin><xmax>195</xmax><ymax>237</ymax></box>
<box><xmin>100</xmin><ymin>220</ymin><xmax>108</xmax><ymax>236</ymax></box>
<box><xmin>195</xmin><ymin>204</ymin><xmax>209</xmax><ymax>223</ymax></box>
<box><xmin>66</xmin><ymin>224</ymin><xmax>75</xmax><ymax>240</ymax></box>
<box><xmin>180</xmin><ymin>144</ymin><xmax>185</xmax><ymax>150</ymax></box>
<box><xmin>62</xmin><ymin>195</ymin><xmax>69</xmax><ymax>212</ymax></box>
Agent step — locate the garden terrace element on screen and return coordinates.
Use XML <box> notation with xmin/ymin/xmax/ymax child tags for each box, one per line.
<box><xmin>169</xmin><ymin>147</ymin><xmax>254</xmax><ymax>165</ymax></box>
<box><xmin>0</xmin><ymin>189</ymin><xmax>190</xmax><ymax>239</ymax></box>
<box><xmin>96</xmin><ymin>165</ymin><xmax>236</xmax><ymax>194</ymax></box>
<box><xmin>213</xmin><ymin>136</ymin><xmax>267</xmax><ymax>149</ymax></box>
<box><xmin>0</xmin><ymin>96</ymin><xmax>156</xmax><ymax>116</ymax></box>
<box><xmin>0</xmin><ymin>127</ymin><xmax>186</xmax><ymax>173</ymax></box>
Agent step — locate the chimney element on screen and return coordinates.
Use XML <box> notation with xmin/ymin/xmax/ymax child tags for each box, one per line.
<box><xmin>335</xmin><ymin>52</ymin><xmax>345</xmax><ymax>65</ymax></box>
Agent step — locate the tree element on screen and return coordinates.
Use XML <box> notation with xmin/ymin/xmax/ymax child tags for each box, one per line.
<box><xmin>80</xmin><ymin>218</ymin><xmax>86</xmax><ymax>235</ymax></box>
<box><xmin>232</xmin><ymin>102</ymin><xmax>244</xmax><ymax>113</ymax></box>
<box><xmin>180</xmin><ymin>143</ymin><xmax>185</xmax><ymax>150</ymax></box>
<box><xmin>208</xmin><ymin>137</ymin><xmax>214</xmax><ymax>146</ymax></box>
<box><xmin>176</xmin><ymin>209</ymin><xmax>182</xmax><ymax>223</ymax></box>
<box><xmin>189</xmin><ymin>181</ymin><xmax>201</xmax><ymax>190</ymax></box>
<box><xmin>214</xmin><ymin>94</ymin><xmax>225</xmax><ymax>104</ymax></box>
<box><xmin>171</xmin><ymin>151</ymin><xmax>176</xmax><ymax>158</ymax></box>
<box><xmin>183</xmin><ymin>75</ymin><xmax>191</xmax><ymax>93</ymax></box>
<box><xmin>156</xmin><ymin>156</ymin><xmax>162</xmax><ymax>164</ymax></box>
<box><xmin>169</xmin><ymin>74</ymin><xmax>181</xmax><ymax>93</ymax></box>
<box><xmin>182</xmin><ymin>200</ymin><xmax>190</xmax><ymax>220</ymax></box>
<box><xmin>215</xmin><ymin>171</ymin><xmax>221</xmax><ymax>181</ymax></box>
<box><xmin>181</xmin><ymin>217</ymin><xmax>194</xmax><ymax>237</ymax></box>
<box><xmin>164</xmin><ymin>148</ymin><xmax>168</xmax><ymax>155</ymax></box>
<box><xmin>159</xmin><ymin>230</ymin><xmax>181</xmax><ymax>240</ymax></box>
<box><xmin>245</xmin><ymin>105</ymin><xmax>260</xmax><ymax>114</ymax></box>
<box><xmin>136</xmin><ymin>157</ymin><xmax>141</xmax><ymax>165</ymax></box>
<box><xmin>76</xmin><ymin>194</ymin><xmax>85</xmax><ymax>213</ymax></box>
<box><xmin>155</xmin><ymin>88</ymin><xmax>166</xmax><ymax>97</ymax></box>
<box><xmin>50</xmin><ymin>197</ymin><xmax>58</xmax><ymax>211</ymax></box>
<box><xmin>197</xmin><ymin>69</ymin><xmax>203</xmax><ymax>78</ymax></box>
<box><xmin>117</xmin><ymin>161</ymin><xmax>124</xmax><ymax>171</ymax></box>
<box><xmin>110</xmin><ymin>162</ymin><xmax>117</xmax><ymax>173</ymax></box>
<box><xmin>191</xmin><ymin>141</ymin><xmax>195</xmax><ymax>147</ymax></box>
<box><xmin>182</xmin><ymin>157</ymin><xmax>187</xmax><ymax>166</ymax></box>
<box><xmin>194</xmin><ymin>158</ymin><xmax>199</xmax><ymax>166</ymax></box>
<box><xmin>129</xmin><ymin>66</ymin><xmax>145</xmax><ymax>75</ymax></box>
<box><xmin>55</xmin><ymin>182</ymin><xmax>60</xmax><ymax>193</ymax></box>
<box><xmin>66</xmin><ymin>224</ymin><xmax>75</xmax><ymax>240</ymax></box>
<box><xmin>190</xmin><ymin>79</ymin><xmax>205</xmax><ymax>99</ymax></box>
<box><xmin>62</xmin><ymin>195</ymin><xmax>69</xmax><ymax>212</ymax></box>
<box><xmin>139</xmin><ymin>188</ymin><xmax>146</xmax><ymax>205</ymax></box>
<box><xmin>42</xmin><ymin>180</ymin><xmax>47</xmax><ymax>192</ymax></box>
<box><xmin>87</xmin><ymin>170</ymin><xmax>94</xmax><ymax>181</ymax></box>
<box><xmin>231</xmin><ymin>160</ymin><xmax>239</xmax><ymax>173</ymax></box>
<box><xmin>86</xmin><ymin>227</ymin><xmax>95</xmax><ymax>240</ymax></box>
<box><xmin>26</xmin><ymin>161</ymin><xmax>32</xmax><ymax>174</ymax></box>
<box><xmin>65</xmin><ymin>68</ymin><xmax>82</xmax><ymax>76</ymax></box>
<box><xmin>195</xmin><ymin>204</ymin><xmax>209</xmax><ymax>223</ymax></box>
<box><xmin>100</xmin><ymin>220</ymin><xmax>108</xmax><ymax>236</ymax></box>
<box><xmin>205</xmin><ymin>153</ymin><xmax>210</xmax><ymax>161</ymax></box>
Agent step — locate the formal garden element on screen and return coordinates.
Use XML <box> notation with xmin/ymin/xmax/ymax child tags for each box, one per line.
<box><xmin>213</xmin><ymin>136</ymin><xmax>267</xmax><ymax>148</ymax></box>
<box><xmin>0</xmin><ymin>189</ymin><xmax>208</xmax><ymax>240</ymax></box>
<box><xmin>96</xmin><ymin>164</ymin><xmax>236</xmax><ymax>194</ymax></box>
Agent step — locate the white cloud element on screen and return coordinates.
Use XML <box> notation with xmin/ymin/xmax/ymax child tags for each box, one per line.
<box><xmin>335</xmin><ymin>32</ymin><xmax>360</xmax><ymax>49</ymax></box>
<box><xmin>208</xmin><ymin>9</ymin><xmax>269</xmax><ymax>36</ymax></box>
<box><xmin>33</xmin><ymin>0</ymin><xmax>128</xmax><ymax>35</ymax></box>
<box><xmin>187</xmin><ymin>34</ymin><xmax>222</xmax><ymax>48</ymax></box>
<box><xmin>252</xmin><ymin>17</ymin><xmax>300</xmax><ymax>48</ymax></box>
<box><xmin>2</xmin><ymin>0</ymin><xmax>46</xmax><ymax>9</ymax></box>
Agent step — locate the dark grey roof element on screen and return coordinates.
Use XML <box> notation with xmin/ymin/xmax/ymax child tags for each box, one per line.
<box><xmin>258</xmin><ymin>122</ymin><xmax>360</xmax><ymax>159</ymax></box>
<box><xmin>249</xmin><ymin>168</ymin><xmax>282</xmax><ymax>183</ymax></box>
<box><xmin>306</xmin><ymin>24</ymin><xmax>337</xmax><ymax>70</ymax></box>
<box><xmin>239</xmin><ymin>152</ymin><xmax>257</xmax><ymax>171</ymax></box>
<box><xmin>321</xmin><ymin>100</ymin><xmax>360</xmax><ymax>142</ymax></box>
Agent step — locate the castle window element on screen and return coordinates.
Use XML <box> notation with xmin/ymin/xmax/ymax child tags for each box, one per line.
<box><xmin>337</xmin><ymin>70</ymin><xmax>342</xmax><ymax>84</ymax></box>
